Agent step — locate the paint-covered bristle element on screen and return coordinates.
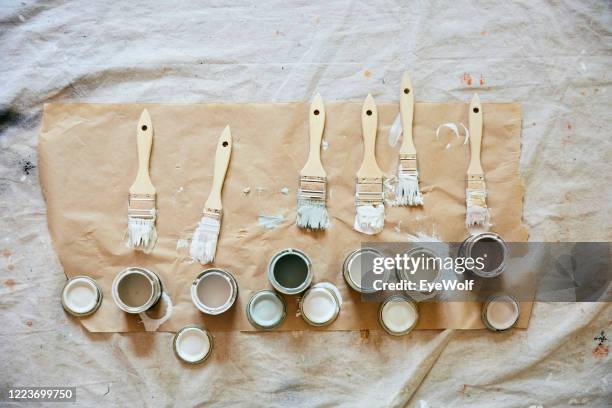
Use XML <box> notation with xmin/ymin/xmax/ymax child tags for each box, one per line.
<box><xmin>466</xmin><ymin>176</ymin><xmax>490</xmax><ymax>229</ymax></box>
<box><xmin>354</xmin><ymin>177</ymin><xmax>385</xmax><ymax>235</ymax></box>
<box><xmin>297</xmin><ymin>175</ymin><xmax>329</xmax><ymax>229</ymax></box>
<box><xmin>396</xmin><ymin>156</ymin><xmax>423</xmax><ymax>206</ymax></box>
<box><xmin>127</xmin><ymin>193</ymin><xmax>157</xmax><ymax>252</ymax></box>
<box><xmin>189</xmin><ymin>209</ymin><xmax>222</xmax><ymax>264</ymax></box>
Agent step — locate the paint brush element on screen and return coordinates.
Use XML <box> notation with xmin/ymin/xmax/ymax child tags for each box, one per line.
<box><xmin>127</xmin><ymin>109</ymin><xmax>157</xmax><ymax>252</ymax></box>
<box><xmin>296</xmin><ymin>93</ymin><xmax>329</xmax><ymax>230</ymax></box>
<box><xmin>354</xmin><ymin>94</ymin><xmax>385</xmax><ymax>235</ymax></box>
<box><xmin>190</xmin><ymin>125</ymin><xmax>232</xmax><ymax>264</ymax></box>
<box><xmin>396</xmin><ymin>72</ymin><xmax>424</xmax><ymax>206</ymax></box>
<box><xmin>465</xmin><ymin>94</ymin><xmax>491</xmax><ymax>230</ymax></box>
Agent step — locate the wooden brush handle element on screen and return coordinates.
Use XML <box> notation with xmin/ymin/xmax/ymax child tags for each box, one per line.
<box><xmin>467</xmin><ymin>94</ymin><xmax>484</xmax><ymax>176</ymax></box>
<box><xmin>357</xmin><ymin>94</ymin><xmax>383</xmax><ymax>178</ymax></box>
<box><xmin>204</xmin><ymin>125</ymin><xmax>232</xmax><ymax>211</ymax></box>
<box><xmin>399</xmin><ymin>72</ymin><xmax>416</xmax><ymax>156</ymax></box>
<box><xmin>130</xmin><ymin>109</ymin><xmax>156</xmax><ymax>195</ymax></box>
<box><xmin>300</xmin><ymin>93</ymin><xmax>326</xmax><ymax>177</ymax></box>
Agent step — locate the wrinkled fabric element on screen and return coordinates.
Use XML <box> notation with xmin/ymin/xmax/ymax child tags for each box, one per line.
<box><xmin>1</xmin><ymin>1</ymin><xmax>610</xmax><ymax>407</ymax></box>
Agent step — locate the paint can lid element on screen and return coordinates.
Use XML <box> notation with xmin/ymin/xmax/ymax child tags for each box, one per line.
<box><xmin>173</xmin><ymin>325</ymin><xmax>214</xmax><ymax>364</ymax></box>
<box><xmin>246</xmin><ymin>290</ymin><xmax>287</xmax><ymax>330</ymax></box>
<box><xmin>299</xmin><ymin>284</ymin><xmax>341</xmax><ymax>327</ymax></box>
<box><xmin>481</xmin><ymin>293</ymin><xmax>520</xmax><ymax>332</ymax></box>
<box><xmin>378</xmin><ymin>295</ymin><xmax>418</xmax><ymax>336</ymax></box>
<box><xmin>61</xmin><ymin>276</ymin><xmax>103</xmax><ymax>317</ymax></box>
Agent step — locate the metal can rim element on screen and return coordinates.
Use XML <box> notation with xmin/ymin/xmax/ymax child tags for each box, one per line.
<box><xmin>246</xmin><ymin>289</ymin><xmax>287</xmax><ymax>330</ymax></box>
<box><xmin>61</xmin><ymin>275</ymin><xmax>103</xmax><ymax>317</ymax></box>
<box><xmin>299</xmin><ymin>285</ymin><xmax>340</xmax><ymax>327</ymax></box>
<box><xmin>191</xmin><ymin>268</ymin><xmax>239</xmax><ymax>315</ymax></box>
<box><xmin>173</xmin><ymin>324</ymin><xmax>214</xmax><ymax>365</ymax></box>
<box><xmin>481</xmin><ymin>293</ymin><xmax>520</xmax><ymax>332</ymax></box>
<box><xmin>378</xmin><ymin>295</ymin><xmax>419</xmax><ymax>336</ymax></box>
<box><xmin>267</xmin><ymin>248</ymin><xmax>313</xmax><ymax>295</ymax></box>
<box><xmin>111</xmin><ymin>267</ymin><xmax>163</xmax><ymax>314</ymax></box>
<box><xmin>461</xmin><ymin>232</ymin><xmax>509</xmax><ymax>278</ymax></box>
<box><xmin>342</xmin><ymin>248</ymin><xmax>388</xmax><ymax>294</ymax></box>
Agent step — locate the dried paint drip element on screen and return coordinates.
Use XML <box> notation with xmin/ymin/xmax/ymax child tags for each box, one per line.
<box><xmin>139</xmin><ymin>291</ymin><xmax>173</xmax><ymax>331</ymax></box>
<box><xmin>300</xmin><ymin>284</ymin><xmax>340</xmax><ymax>326</ymax></box>
<box><xmin>379</xmin><ymin>296</ymin><xmax>418</xmax><ymax>336</ymax></box>
<box><xmin>246</xmin><ymin>290</ymin><xmax>287</xmax><ymax>330</ymax></box>
<box><xmin>61</xmin><ymin>276</ymin><xmax>102</xmax><ymax>317</ymax></box>
<box><xmin>482</xmin><ymin>294</ymin><xmax>520</xmax><ymax>331</ymax></box>
<box><xmin>191</xmin><ymin>269</ymin><xmax>238</xmax><ymax>315</ymax></box>
<box><xmin>173</xmin><ymin>325</ymin><xmax>213</xmax><ymax>364</ymax></box>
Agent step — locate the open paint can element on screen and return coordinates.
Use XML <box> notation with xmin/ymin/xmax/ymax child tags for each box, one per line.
<box><xmin>398</xmin><ymin>247</ymin><xmax>442</xmax><ymax>296</ymax></box>
<box><xmin>112</xmin><ymin>267</ymin><xmax>163</xmax><ymax>314</ymax></box>
<box><xmin>459</xmin><ymin>232</ymin><xmax>509</xmax><ymax>278</ymax></box>
<box><xmin>481</xmin><ymin>293</ymin><xmax>520</xmax><ymax>332</ymax></box>
<box><xmin>246</xmin><ymin>290</ymin><xmax>287</xmax><ymax>330</ymax></box>
<box><xmin>61</xmin><ymin>276</ymin><xmax>103</xmax><ymax>317</ymax></box>
<box><xmin>299</xmin><ymin>283</ymin><xmax>341</xmax><ymax>327</ymax></box>
<box><xmin>378</xmin><ymin>295</ymin><xmax>419</xmax><ymax>336</ymax></box>
<box><xmin>173</xmin><ymin>325</ymin><xmax>214</xmax><ymax>364</ymax></box>
<box><xmin>191</xmin><ymin>268</ymin><xmax>238</xmax><ymax>315</ymax></box>
<box><xmin>268</xmin><ymin>248</ymin><xmax>313</xmax><ymax>295</ymax></box>
<box><xmin>343</xmin><ymin>248</ymin><xmax>389</xmax><ymax>294</ymax></box>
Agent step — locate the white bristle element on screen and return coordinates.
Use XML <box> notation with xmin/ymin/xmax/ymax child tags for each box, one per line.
<box><xmin>466</xmin><ymin>188</ymin><xmax>491</xmax><ymax>229</ymax></box>
<box><xmin>296</xmin><ymin>198</ymin><xmax>329</xmax><ymax>229</ymax></box>
<box><xmin>127</xmin><ymin>214</ymin><xmax>157</xmax><ymax>253</ymax></box>
<box><xmin>354</xmin><ymin>204</ymin><xmax>385</xmax><ymax>235</ymax></box>
<box><xmin>396</xmin><ymin>167</ymin><xmax>423</xmax><ymax>206</ymax></box>
<box><xmin>189</xmin><ymin>215</ymin><xmax>221</xmax><ymax>264</ymax></box>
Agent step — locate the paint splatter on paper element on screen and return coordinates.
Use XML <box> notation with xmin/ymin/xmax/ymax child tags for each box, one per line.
<box><xmin>258</xmin><ymin>214</ymin><xmax>284</xmax><ymax>229</ymax></box>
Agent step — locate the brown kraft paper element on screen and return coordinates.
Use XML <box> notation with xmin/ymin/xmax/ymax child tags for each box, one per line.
<box><xmin>38</xmin><ymin>102</ymin><xmax>529</xmax><ymax>333</ymax></box>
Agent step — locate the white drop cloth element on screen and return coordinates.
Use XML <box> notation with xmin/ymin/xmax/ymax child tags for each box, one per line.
<box><xmin>0</xmin><ymin>1</ymin><xmax>610</xmax><ymax>406</ymax></box>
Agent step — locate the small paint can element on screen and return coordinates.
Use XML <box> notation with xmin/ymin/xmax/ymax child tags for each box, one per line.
<box><xmin>459</xmin><ymin>232</ymin><xmax>509</xmax><ymax>278</ymax></box>
<box><xmin>191</xmin><ymin>268</ymin><xmax>238</xmax><ymax>315</ymax></box>
<box><xmin>299</xmin><ymin>283</ymin><xmax>341</xmax><ymax>327</ymax></box>
<box><xmin>268</xmin><ymin>248</ymin><xmax>313</xmax><ymax>295</ymax></box>
<box><xmin>398</xmin><ymin>247</ymin><xmax>442</xmax><ymax>296</ymax></box>
<box><xmin>343</xmin><ymin>248</ymin><xmax>389</xmax><ymax>294</ymax></box>
<box><xmin>61</xmin><ymin>276</ymin><xmax>103</xmax><ymax>317</ymax></box>
<box><xmin>481</xmin><ymin>293</ymin><xmax>520</xmax><ymax>332</ymax></box>
<box><xmin>112</xmin><ymin>267</ymin><xmax>163</xmax><ymax>314</ymax></box>
<box><xmin>173</xmin><ymin>325</ymin><xmax>214</xmax><ymax>364</ymax></box>
<box><xmin>378</xmin><ymin>295</ymin><xmax>419</xmax><ymax>336</ymax></box>
<box><xmin>246</xmin><ymin>290</ymin><xmax>287</xmax><ymax>330</ymax></box>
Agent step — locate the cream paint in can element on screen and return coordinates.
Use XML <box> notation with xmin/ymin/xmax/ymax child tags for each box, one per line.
<box><xmin>61</xmin><ymin>276</ymin><xmax>103</xmax><ymax>317</ymax></box>
<box><xmin>459</xmin><ymin>232</ymin><xmax>509</xmax><ymax>278</ymax></box>
<box><xmin>343</xmin><ymin>248</ymin><xmax>389</xmax><ymax>294</ymax></box>
<box><xmin>299</xmin><ymin>283</ymin><xmax>341</xmax><ymax>327</ymax></box>
<box><xmin>481</xmin><ymin>293</ymin><xmax>520</xmax><ymax>332</ymax></box>
<box><xmin>191</xmin><ymin>268</ymin><xmax>238</xmax><ymax>315</ymax></box>
<box><xmin>112</xmin><ymin>267</ymin><xmax>163</xmax><ymax>314</ymax></box>
<box><xmin>173</xmin><ymin>325</ymin><xmax>214</xmax><ymax>364</ymax></box>
<box><xmin>268</xmin><ymin>248</ymin><xmax>313</xmax><ymax>295</ymax></box>
<box><xmin>246</xmin><ymin>290</ymin><xmax>287</xmax><ymax>330</ymax></box>
<box><xmin>378</xmin><ymin>295</ymin><xmax>419</xmax><ymax>336</ymax></box>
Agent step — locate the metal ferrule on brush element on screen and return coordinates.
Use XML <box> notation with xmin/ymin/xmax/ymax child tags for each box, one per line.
<box><xmin>398</xmin><ymin>154</ymin><xmax>418</xmax><ymax>176</ymax></box>
<box><xmin>355</xmin><ymin>177</ymin><xmax>384</xmax><ymax>206</ymax></box>
<box><xmin>298</xmin><ymin>175</ymin><xmax>327</xmax><ymax>202</ymax></box>
<box><xmin>128</xmin><ymin>193</ymin><xmax>156</xmax><ymax>218</ymax></box>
